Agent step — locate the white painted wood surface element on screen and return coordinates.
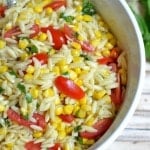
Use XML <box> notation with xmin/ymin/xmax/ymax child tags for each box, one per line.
<box><xmin>108</xmin><ymin>63</ymin><xmax>150</xmax><ymax>150</ymax></box>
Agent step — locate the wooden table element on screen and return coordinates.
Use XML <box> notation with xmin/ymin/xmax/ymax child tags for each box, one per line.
<box><xmin>107</xmin><ymin>62</ymin><xmax>150</xmax><ymax>150</ymax></box>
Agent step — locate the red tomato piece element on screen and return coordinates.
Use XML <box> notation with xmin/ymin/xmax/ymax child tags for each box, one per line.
<box><xmin>55</xmin><ymin>76</ymin><xmax>85</xmax><ymax>99</ymax></box>
<box><xmin>31</xmin><ymin>53</ymin><xmax>48</xmax><ymax>65</ymax></box>
<box><xmin>62</xmin><ymin>24</ymin><xmax>75</xmax><ymax>40</ymax></box>
<box><xmin>41</xmin><ymin>26</ymin><xmax>66</xmax><ymax>50</ymax></box>
<box><xmin>0</xmin><ymin>5</ymin><xmax>6</xmax><ymax>17</ymax></box>
<box><xmin>80</xmin><ymin>41</ymin><xmax>95</xmax><ymax>52</ymax></box>
<box><xmin>4</xmin><ymin>26</ymin><xmax>21</xmax><ymax>38</ymax></box>
<box><xmin>111</xmin><ymin>73</ymin><xmax>122</xmax><ymax>105</ymax></box>
<box><xmin>33</xmin><ymin>113</ymin><xmax>47</xmax><ymax>129</ymax></box>
<box><xmin>80</xmin><ymin>118</ymin><xmax>113</xmax><ymax>139</ymax></box>
<box><xmin>110</xmin><ymin>47</ymin><xmax>119</xmax><ymax>59</ymax></box>
<box><xmin>30</xmin><ymin>24</ymin><xmax>40</xmax><ymax>38</ymax></box>
<box><xmin>44</xmin><ymin>0</ymin><xmax>66</xmax><ymax>10</ymax></box>
<box><xmin>48</xmin><ymin>143</ymin><xmax>61</xmax><ymax>150</ymax></box>
<box><xmin>25</xmin><ymin>141</ymin><xmax>41</xmax><ymax>150</ymax></box>
<box><xmin>97</xmin><ymin>57</ymin><xmax>114</xmax><ymax>65</ymax></box>
<box><xmin>7</xmin><ymin>108</ymin><xmax>32</xmax><ymax>128</ymax></box>
<box><xmin>59</xmin><ymin>114</ymin><xmax>75</xmax><ymax>123</ymax></box>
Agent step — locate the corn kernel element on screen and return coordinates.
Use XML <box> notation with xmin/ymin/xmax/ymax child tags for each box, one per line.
<box><xmin>95</xmin><ymin>51</ymin><xmax>102</xmax><ymax>57</ymax></box>
<box><xmin>73</xmin><ymin>105</ymin><xmax>80</xmax><ymax>115</ymax></box>
<box><xmin>26</xmin><ymin>65</ymin><xmax>35</xmax><ymax>74</ymax></box>
<box><xmin>41</xmin><ymin>0</ymin><xmax>52</xmax><ymax>7</ymax></box>
<box><xmin>55</xmin><ymin>99</ymin><xmax>61</xmax><ymax>105</ymax></box>
<box><xmin>76</xmin><ymin>5</ymin><xmax>82</xmax><ymax>11</ymax></box>
<box><xmin>82</xmin><ymin>15</ymin><xmax>92</xmax><ymax>22</ymax></box>
<box><xmin>18</xmin><ymin>39</ymin><xmax>29</xmax><ymax>49</ymax></box>
<box><xmin>74</xmin><ymin>146</ymin><xmax>82</xmax><ymax>150</ymax></box>
<box><xmin>57</xmin><ymin>59</ymin><xmax>67</xmax><ymax>66</ymax></box>
<box><xmin>0</xmin><ymin>40</ymin><xmax>6</xmax><ymax>49</ymax></box>
<box><xmin>81</xmin><ymin>105</ymin><xmax>91</xmax><ymax>111</ymax></box>
<box><xmin>71</xmin><ymin>42</ymin><xmax>81</xmax><ymax>50</ymax></box>
<box><xmin>102</xmin><ymin>49</ymin><xmax>110</xmax><ymax>57</ymax></box>
<box><xmin>106</xmin><ymin>42</ymin><xmax>113</xmax><ymax>50</ymax></box>
<box><xmin>106</xmin><ymin>33</ymin><xmax>113</xmax><ymax>40</ymax></box>
<box><xmin>79</xmin><ymin>97</ymin><xmax>87</xmax><ymax>105</ymax></box>
<box><xmin>57</xmin><ymin>122</ymin><xmax>65</xmax><ymax>131</ymax></box>
<box><xmin>74</xmin><ymin>68</ymin><xmax>81</xmax><ymax>74</ymax></box>
<box><xmin>43</xmin><ymin>88</ymin><xmax>54</xmax><ymax>97</ymax></box>
<box><xmin>49</xmin><ymin>49</ymin><xmax>55</xmax><ymax>55</ymax></box>
<box><xmin>60</xmin><ymin>65</ymin><xmax>69</xmax><ymax>73</ymax></box>
<box><xmin>63</xmin><ymin>105</ymin><xmax>74</xmax><ymax>115</ymax></box>
<box><xmin>46</xmin><ymin>7</ymin><xmax>53</xmax><ymax>15</ymax></box>
<box><xmin>55</xmin><ymin>106</ymin><xmax>63</xmax><ymax>115</ymax></box>
<box><xmin>53</xmin><ymin>116</ymin><xmax>62</xmax><ymax>123</ymax></box>
<box><xmin>0</xmin><ymin>105</ymin><xmax>5</xmax><ymax>112</ymax></box>
<box><xmin>35</xmin><ymin>19</ymin><xmax>41</xmax><ymax>25</ymax></box>
<box><xmin>83</xmin><ymin>138</ymin><xmax>95</xmax><ymax>145</ymax></box>
<box><xmin>0</xmin><ymin>127</ymin><xmax>7</xmax><ymax>135</ymax></box>
<box><xmin>72</xmin><ymin>25</ymin><xmax>79</xmax><ymax>32</ymax></box>
<box><xmin>68</xmin><ymin>70</ymin><xmax>77</xmax><ymax>80</ymax></box>
<box><xmin>71</xmin><ymin>49</ymin><xmax>81</xmax><ymax>57</ymax></box>
<box><xmin>73</xmin><ymin>56</ymin><xmax>83</xmax><ymax>62</ymax></box>
<box><xmin>6</xmin><ymin>143</ymin><xmax>14</xmax><ymax>150</ymax></box>
<box><xmin>20</xmin><ymin>52</ymin><xmax>29</xmax><ymax>61</ymax></box>
<box><xmin>33</xmin><ymin>131</ymin><xmax>43</xmax><ymax>138</ymax></box>
<box><xmin>95</xmin><ymin>31</ymin><xmax>102</xmax><ymax>38</ymax></box>
<box><xmin>64</xmin><ymin>143</ymin><xmax>70</xmax><ymax>150</ymax></box>
<box><xmin>66</xmin><ymin>126</ymin><xmax>73</xmax><ymax>134</ymax></box>
<box><xmin>24</xmin><ymin>73</ymin><xmax>33</xmax><ymax>81</ymax></box>
<box><xmin>52</xmin><ymin>66</ymin><xmax>60</xmax><ymax>75</ymax></box>
<box><xmin>76</xmin><ymin>15</ymin><xmax>83</xmax><ymax>21</ymax></box>
<box><xmin>30</xmin><ymin>87</ymin><xmax>39</xmax><ymax>98</ymax></box>
<box><xmin>103</xmin><ymin>95</ymin><xmax>111</xmax><ymax>104</ymax></box>
<box><xmin>58</xmin><ymin>130</ymin><xmax>66</xmax><ymax>139</ymax></box>
<box><xmin>0</xmin><ymin>66</ymin><xmax>8</xmax><ymax>74</ymax></box>
<box><xmin>91</xmin><ymin>39</ymin><xmax>100</xmax><ymax>47</ymax></box>
<box><xmin>38</xmin><ymin>33</ymin><xmax>47</xmax><ymax>41</ymax></box>
<box><xmin>75</xmin><ymin>79</ymin><xmax>83</xmax><ymax>86</ymax></box>
<box><xmin>77</xmin><ymin>35</ymin><xmax>84</xmax><ymax>41</ymax></box>
<box><xmin>77</xmin><ymin>109</ymin><xmax>86</xmax><ymax>118</ymax></box>
<box><xmin>34</xmin><ymin>5</ymin><xmax>43</xmax><ymax>13</ymax></box>
<box><xmin>20</xmin><ymin>107</ymin><xmax>27</xmax><ymax>116</ymax></box>
<box><xmin>5</xmin><ymin>23</ymin><xmax>12</xmax><ymax>31</ymax></box>
<box><xmin>18</xmin><ymin>13</ymin><xmax>26</xmax><ymax>21</ymax></box>
<box><xmin>93</xmin><ymin>90</ymin><xmax>106</xmax><ymax>100</ymax></box>
<box><xmin>85</xmin><ymin>117</ymin><xmax>95</xmax><ymax>126</ymax></box>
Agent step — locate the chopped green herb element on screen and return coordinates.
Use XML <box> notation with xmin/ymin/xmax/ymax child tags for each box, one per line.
<box><xmin>0</xmin><ymin>87</ymin><xmax>4</xmax><ymax>94</ymax></box>
<box><xmin>75</xmin><ymin>137</ymin><xmax>83</xmax><ymax>145</ymax></box>
<box><xmin>60</xmin><ymin>13</ymin><xmax>75</xmax><ymax>23</ymax></box>
<box><xmin>18</xmin><ymin>37</ymin><xmax>30</xmax><ymax>42</ymax></box>
<box><xmin>62</xmin><ymin>72</ymin><xmax>69</xmax><ymax>75</ymax></box>
<box><xmin>25</xmin><ymin>93</ymin><xmax>33</xmax><ymax>103</ymax></box>
<box><xmin>27</xmin><ymin>45</ymin><xmax>38</xmax><ymax>54</ymax></box>
<box><xmin>22</xmin><ymin>113</ymin><xmax>29</xmax><ymax>120</ymax></box>
<box><xmin>80</xmin><ymin>54</ymin><xmax>91</xmax><ymax>60</ymax></box>
<box><xmin>36</xmin><ymin>103</ymin><xmax>40</xmax><ymax>108</ymax></box>
<box><xmin>17</xmin><ymin>83</ymin><xmax>26</xmax><ymax>94</ymax></box>
<box><xmin>4</xmin><ymin>118</ymin><xmax>10</xmax><ymax>127</ymax></box>
<box><xmin>9</xmin><ymin>70</ymin><xmax>17</xmax><ymax>77</ymax></box>
<box><xmin>82</xmin><ymin>0</ymin><xmax>96</xmax><ymax>16</ymax></box>
<box><xmin>74</xmin><ymin>125</ymin><xmax>82</xmax><ymax>132</ymax></box>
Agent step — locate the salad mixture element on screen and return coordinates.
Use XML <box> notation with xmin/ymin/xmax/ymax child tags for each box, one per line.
<box><xmin>0</xmin><ymin>0</ymin><xmax>127</xmax><ymax>149</ymax></box>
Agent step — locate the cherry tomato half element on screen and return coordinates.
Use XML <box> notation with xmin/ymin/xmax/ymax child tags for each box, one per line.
<box><xmin>59</xmin><ymin>114</ymin><xmax>75</xmax><ymax>123</ymax></box>
<box><xmin>44</xmin><ymin>0</ymin><xmax>66</xmax><ymax>10</ymax></box>
<box><xmin>48</xmin><ymin>143</ymin><xmax>62</xmax><ymax>150</ymax></box>
<box><xmin>30</xmin><ymin>24</ymin><xmax>40</xmax><ymax>38</ymax></box>
<box><xmin>4</xmin><ymin>26</ymin><xmax>21</xmax><ymax>38</ymax></box>
<box><xmin>0</xmin><ymin>5</ymin><xmax>6</xmax><ymax>17</ymax></box>
<box><xmin>31</xmin><ymin>53</ymin><xmax>48</xmax><ymax>65</ymax></box>
<box><xmin>55</xmin><ymin>76</ymin><xmax>85</xmax><ymax>100</ymax></box>
<box><xmin>25</xmin><ymin>141</ymin><xmax>41</xmax><ymax>150</ymax></box>
<box><xmin>80</xmin><ymin>118</ymin><xmax>113</xmax><ymax>139</ymax></box>
<box><xmin>97</xmin><ymin>57</ymin><xmax>114</xmax><ymax>65</ymax></box>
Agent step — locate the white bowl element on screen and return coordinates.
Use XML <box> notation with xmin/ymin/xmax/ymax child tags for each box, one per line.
<box><xmin>89</xmin><ymin>0</ymin><xmax>145</xmax><ymax>149</ymax></box>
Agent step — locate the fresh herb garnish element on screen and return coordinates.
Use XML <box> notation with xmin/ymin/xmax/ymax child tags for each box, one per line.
<box><xmin>80</xmin><ymin>54</ymin><xmax>91</xmax><ymax>60</ymax></box>
<box><xmin>25</xmin><ymin>93</ymin><xmax>33</xmax><ymax>103</ymax></box>
<box><xmin>75</xmin><ymin>137</ymin><xmax>83</xmax><ymax>145</ymax></box>
<box><xmin>0</xmin><ymin>87</ymin><xmax>4</xmax><ymax>94</ymax></box>
<box><xmin>17</xmin><ymin>83</ymin><xmax>26</xmax><ymax>94</ymax></box>
<box><xmin>74</xmin><ymin>125</ymin><xmax>82</xmax><ymax>132</ymax></box>
<box><xmin>82</xmin><ymin>0</ymin><xmax>96</xmax><ymax>16</ymax></box>
<box><xmin>9</xmin><ymin>70</ymin><xmax>17</xmax><ymax>77</ymax></box>
<box><xmin>60</xmin><ymin>13</ymin><xmax>75</xmax><ymax>23</ymax></box>
<box><xmin>22</xmin><ymin>113</ymin><xmax>29</xmax><ymax>120</ymax></box>
<box><xmin>27</xmin><ymin>45</ymin><xmax>38</xmax><ymax>54</ymax></box>
<box><xmin>62</xmin><ymin>71</ymin><xmax>69</xmax><ymax>75</ymax></box>
<box><xmin>4</xmin><ymin>118</ymin><xmax>10</xmax><ymax>127</ymax></box>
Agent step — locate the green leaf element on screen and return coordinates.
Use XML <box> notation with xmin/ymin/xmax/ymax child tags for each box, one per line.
<box><xmin>9</xmin><ymin>70</ymin><xmax>17</xmax><ymax>77</ymax></box>
<box><xmin>74</xmin><ymin>125</ymin><xmax>82</xmax><ymax>132</ymax></box>
<box><xmin>0</xmin><ymin>87</ymin><xmax>4</xmax><ymax>94</ymax></box>
<box><xmin>17</xmin><ymin>83</ymin><xmax>26</xmax><ymax>94</ymax></box>
<box><xmin>27</xmin><ymin>45</ymin><xmax>38</xmax><ymax>54</ymax></box>
<box><xmin>25</xmin><ymin>93</ymin><xmax>33</xmax><ymax>103</ymax></box>
<box><xmin>80</xmin><ymin>54</ymin><xmax>91</xmax><ymax>61</ymax></box>
<box><xmin>75</xmin><ymin>137</ymin><xmax>83</xmax><ymax>145</ymax></box>
<box><xmin>60</xmin><ymin>13</ymin><xmax>75</xmax><ymax>23</ymax></box>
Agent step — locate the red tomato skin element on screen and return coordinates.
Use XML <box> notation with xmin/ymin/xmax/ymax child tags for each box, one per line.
<box><xmin>80</xmin><ymin>118</ymin><xmax>113</xmax><ymax>139</ymax></box>
<box><xmin>59</xmin><ymin>114</ymin><xmax>75</xmax><ymax>123</ymax></box>
<box><xmin>30</xmin><ymin>24</ymin><xmax>40</xmax><ymax>38</ymax></box>
<box><xmin>110</xmin><ymin>47</ymin><xmax>119</xmax><ymax>59</ymax></box>
<box><xmin>111</xmin><ymin>73</ymin><xmax>122</xmax><ymax>105</ymax></box>
<box><xmin>31</xmin><ymin>53</ymin><xmax>48</xmax><ymax>65</ymax></box>
<box><xmin>41</xmin><ymin>26</ymin><xmax>66</xmax><ymax>50</ymax></box>
<box><xmin>80</xmin><ymin>41</ymin><xmax>95</xmax><ymax>52</ymax></box>
<box><xmin>25</xmin><ymin>141</ymin><xmax>41</xmax><ymax>150</ymax></box>
<box><xmin>48</xmin><ymin>143</ymin><xmax>61</xmax><ymax>150</ymax></box>
<box><xmin>54</xmin><ymin>76</ymin><xmax>85</xmax><ymax>99</ymax></box>
<box><xmin>97</xmin><ymin>57</ymin><xmax>114</xmax><ymax>65</ymax></box>
<box><xmin>4</xmin><ymin>26</ymin><xmax>21</xmax><ymax>38</ymax></box>
<box><xmin>44</xmin><ymin>0</ymin><xmax>66</xmax><ymax>10</ymax></box>
<box><xmin>0</xmin><ymin>5</ymin><xmax>6</xmax><ymax>17</ymax></box>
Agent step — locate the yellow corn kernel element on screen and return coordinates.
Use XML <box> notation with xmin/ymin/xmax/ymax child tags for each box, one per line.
<box><xmin>20</xmin><ymin>107</ymin><xmax>27</xmax><ymax>116</ymax></box>
<box><xmin>18</xmin><ymin>39</ymin><xmax>29</xmax><ymax>49</ymax></box>
<box><xmin>105</xmin><ymin>42</ymin><xmax>113</xmax><ymax>50</ymax></box>
<box><xmin>55</xmin><ymin>106</ymin><xmax>63</xmax><ymax>115</ymax></box>
<box><xmin>72</xmin><ymin>25</ymin><xmax>79</xmax><ymax>32</ymax></box>
<box><xmin>91</xmin><ymin>39</ymin><xmax>100</xmax><ymax>47</ymax></box>
<box><xmin>26</xmin><ymin>65</ymin><xmax>35</xmax><ymax>74</ymax></box>
<box><xmin>93</xmin><ymin>90</ymin><xmax>106</xmax><ymax>100</ymax></box>
<box><xmin>35</xmin><ymin>19</ymin><xmax>41</xmax><ymax>25</ymax></box>
<box><xmin>46</xmin><ymin>7</ymin><xmax>53</xmax><ymax>15</ymax></box>
<box><xmin>30</xmin><ymin>87</ymin><xmax>39</xmax><ymax>99</ymax></box>
<box><xmin>24</xmin><ymin>73</ymin><xmax>33</xmax><ymax>81</ymax></box>
<box><xmin>33</xmin><ymin>131</ymin><xmax>43</xmax><ymax>138</ymax></box>
<box><xmin>34</xmin><ymin>5</ymin><xmax>43</xmax><ymax>13</ymax></box>
<box><xmin>102</xmin><ymin>49</ymin><xmax>110</xmax><ymax>57</ymax></box>
<box><xmin>66</xmin><ymin>126</ymin><xmax>73</xmax><ymax>134</ymax></box>
<box><xmin>40</xmin><ymin>68</ymin><xmax>49</xmax><ymax>74</ymax></box>
<box><xmin>43</xmin><ymin>88</ymin><xmax>54</xmax><ymax>97</ymax></box>
<box><xmin>60</xmin><ymin>65</ymin><xmax>69</xmax><ymax>73</ymax></box>
<box><xmin>79</xmin><ymin>97</ymin><xmax>87</xmax><ymax>105</ymax></box>
<box><xmin>85</xmin><ymin>117</ymin><xmax>95</xmax><ymax>126</ymax></box>
<box><xmin>58</xmin><ymin>130</ymin><xmax>66</xmax><ymax>139</ymax></box>
<box><xmin>81</xmin><ymin>105</ymin><xmax>91</xmax><ymax>111</ymax></box>
<box><xmin>20</xmin><ymin>52</ymin><xmax>29</xmax><ymax>61</ymax></box>
<box><xmin>53</xmin><ymin>116</ymin><xmax>62</xmax><ymax>124</ymax></box>
<box><xmin>76</xmin><ymin>15</ymin><xmax>83</xmax><ymax>21</ymax></box>
<box><xmin>57</xmin><ymin>122</ymin><xmax>66</xmax><ymax>131</ymax></box>
<box><xmin>77</xmin><ymin>35</ymin><xmax>84</xmax><ymax>41</ymax></box>
<box><xmin>49</xmin><ymin>49</ymin><xmax>55</xmax><ymax>55</ymax></box>
<box><xmin>75</xmin><ymin>79</ymin><xmax>83</xmax><ymax>86</ymax></box>
<box><xmin>74</xmin><ymin>146</ymin><xmax>82</xmax><ymax>150</ymax></box>
<box><xmin>106</xmin><ymin>33</ymin><xmax>113</xmax><ymax>40</ymax></box>
<box><xmin>64</xmin><ymin>143</ymin><xmax>70</xmax><ymax>150</ymax></box>
<box><xmin>73</xmin><ymin>105</ymin><xmax>80</xmax><ymax>115</ymax></box>
<box><xmin>95</xmin><ymin>50</ymin><xmax>102</xmax><ymax>57</ymax></box>
<box><xmin>68</xmin><ymin>70</ymin><xmax>77</xmax><ymax>80</ymax></box>
<box><xmin>0</xmin><ymin>66</ymin><xmax>8</xmax><ymax>74</ymax></box>
<box><xmin>6</xmin><ymin>143</ymin><xmax>14</xmax><ymax>149</ymax></box>
<box><xmin>0</xmin><ymin>127</ymin><xmax>7</xmax><ymax>135</ymax></box>
<box><xmin>18</xmin><ymin>13</ymin><xmax>26</xmax><ymax>21</ymax></box>
<box><xmin>103</xmin><ymin>95</ymin><xmax>111</xmax><ymax>104</ymax></box>
<box><xmin>71</xmin><ymin>42</ymin><xmax>81</xmax><ymax>50</ymax></box>
<box><xmin>57</xmin><ymin>59</ymin><xmax>67</xmax><ymax>66</ymax></box>
<box><xmin>76</xmin><ymin>5</ymin><xmax>82</xmax><ymax>12</ymax></box>
<box><xmin>73</xmin><ymin>56</ymin><xmax>83</xmax><ymax>62</ymax></box>
<box><xmin>82</xmin><ymin>15</ymin><xmax>92</xmax><ymax>22</ymax></box>
<box><xmin>71</xmin><ymin>49</ymin><xmax>81</xmax><ymax>57</ymax></box>
<box><xmin>55</xmin><ymin>99</ymin><xmax>61</xmax><ymax>105</ymax></box>
<box><xmin>0</xmin><ymin>40</ymin><xmax>6</xmax><ymax>49</ymax></box>
<box><xmin>38</xmin><ymin>33</ymin><xmax>47</xmax><ymax>41</ymax></box>
<box><xmin>5</xmin><ymin>23</ymin><xmax>12</xmax><ymax>31</ymax></box>
<box><xmin>0</xmin><ymin>105</ymin><xmax>5</xmax><ymax>112</ymax></box>
<box><xmin>63</xmin><ymin>105</ymin><xmax>74</xmax><ymax>115</ymax></box>
<box><xmin>95</xmin><ymin>30</ymin><xmax>102</xmax><ymax>38</ymax></box>
<box><xmin>74</xmin><ymin>68</ymin><xmax>81</xmax><ymax>74</ymax></box>
<box><xmin>83</xmin><ymin>138</ymin><xmax>95</xmax><ymax>145</ymax></box>
<box><xmin>41</xmin><ymin>0</ymin><xmax>52</xmax><ymax>7</ymax></box>
<box><xmin>52</xmin><ymin>66</ymin><xmax>60</xmax><ymax>75</ymax></box>
<box><xmin>77</xmin><ymin>109</ymin><xmax>86</xmax><ymax>118</ymax></box>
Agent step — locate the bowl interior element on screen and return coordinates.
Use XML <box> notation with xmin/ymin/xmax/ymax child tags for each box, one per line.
<box><xmin>89</xmin><ymin>0</ymin><xmax>145</xmax><ymax>149</ymax></box>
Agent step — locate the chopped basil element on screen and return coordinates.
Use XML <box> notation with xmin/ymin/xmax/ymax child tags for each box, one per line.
<box><xmin>82</xmin><ymin>0</ymin><xmax>96</xmax><ymax>16</ymax></box>
<box><xmin>17</xmin><ymin>83</ymin><xmax>26</xmax><ymax>94</ymax></box>
<box><xmin>60</xmin><ymin>13</ymin><xmax>75</xmax><ymax>23</ymax></box>
<box><xmin>9</xmin><ymin>70</ymin><xmax>17</xmax><ymax>77</ymax></box>
<box><xmin>74</xmin><ymin>125</ymin><xmax>82</xmax><ymax>132</ymax></box>
<box><xmin>25</xmin><ymin>93</ymin><xmax>33</xmax><ymax>103</ymax></box>
<box><xmin>75</xmin><ymin>137</ymin><xmax>83</xmax><ymax>145</ymax></box>
<box><xmin>62</xmin><ymin>72</ymin><xmax>69</xmax><ymax>75</ymax></box>
<box><xmin>0</xmin><ymin>87</ymin><xmax>4</xmax><ymax>94</ymax></box>
<box><xmin>27</xmin><ymin>45</ymin><xmax>38</xmax><ymax>54</ymax></box>
<box><xmin>80</xmin><ymin>54</ymin><xmax>91</xmax><ymax>61</ymax></box>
